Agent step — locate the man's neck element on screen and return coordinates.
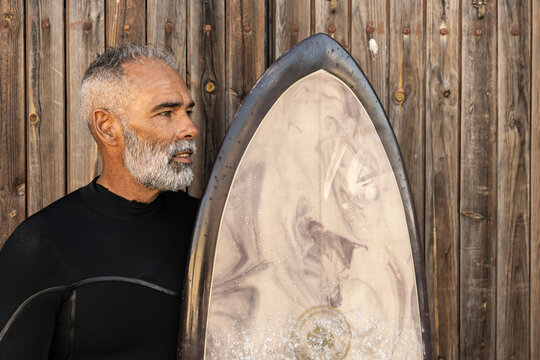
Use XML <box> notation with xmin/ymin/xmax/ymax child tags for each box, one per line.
<box><xmin>96</xmin><ymin>171</ymin><xmax>160</xmax><ymax>203</ymax></box>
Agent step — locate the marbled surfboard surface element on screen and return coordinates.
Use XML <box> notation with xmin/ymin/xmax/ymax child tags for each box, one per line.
<box><xmin>204</xmin><ymin>70</ymin><xmax>423</xmax><ymax>360</ymax></box>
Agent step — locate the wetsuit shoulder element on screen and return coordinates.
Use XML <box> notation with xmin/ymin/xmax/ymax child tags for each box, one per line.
<box><xmin>0</xmin><ymin>189</ymin><xmax>84</xmax><ymax>358</ymax></box>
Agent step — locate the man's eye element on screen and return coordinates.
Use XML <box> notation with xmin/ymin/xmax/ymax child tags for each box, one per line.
<box><xmin>158</xmin><ymin>111</ymin><xmax>172</xmax><ymax>117</ymax></box>
<box><xmin>187</xmin><ymin>109</ymin><xmax>194</xmax><ymax>116</ymax></box>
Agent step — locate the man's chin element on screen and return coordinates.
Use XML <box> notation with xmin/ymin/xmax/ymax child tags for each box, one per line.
<box><xmin>132</xmin><ymin>168</ymin><xmax>193</xmax><ymax>192</ymax></box>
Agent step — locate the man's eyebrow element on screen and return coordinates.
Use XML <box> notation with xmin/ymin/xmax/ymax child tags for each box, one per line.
<box><xmin>151</xmin><ymin>102</ymin><xmax>181</xmax><ymax>113</ymax></box>
<box><xmin>150</xmin><ymin>101</ymin><xmax>195</xmax><ymax>113</ymax></box>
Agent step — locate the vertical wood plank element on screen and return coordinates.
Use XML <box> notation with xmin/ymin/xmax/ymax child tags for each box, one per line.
<box><xmin>274</xmin><ymin>0</ymin><xmax>311</xmax><ymax>59</ymax></box>
<box><xmin>187</xmin><ymin>0</ymin><xmax>226</xmax><ymax>197</ymax></box>
<box><xmin>26</xmin><ymin>0</ymin><xmax>65</xmax><ymax>215</ymax></box>
<box><xmin>67</xmin><ymin>0</ymin><xmax>105</xmax><ymax>192</ymax></box>
<box><xmin>105</xmin><ymin>0</ymin><xmax>145</xmax><ymax>46</ymax></box>
<box><xmin>531</xmin><ymin>0</ymin><xmax>540</xmax><ymax>357</ymax></box>
<box><xmin>425</xmin><ymin>0</ymin><xmax>460</xmax><ymax>358</ymax></box>
<box><xmin>0</xmin><ymin>0</ymin><xmax>25</xmax><ymax>247</ymax></box>
<box><xmin>497</xmin><ymin>0</ymin><xmax>531</xmax><ymax>359</ymax></box>
<box><xmin>147</xmin><ymin>0</ymin><xmax>187</xmax><ymax>77</ymax></box>
<box><xmin>388</xmin><ymin>0</ymin><xmax>427</xmax><ymax>353</ymax></box>
<box><xmin>350</xmin><ymin>0</ymin><xmax>388</xmax><ymax>110</ymax></box>
<box><xmin>225</xmin><ymin>0</ymin><xmax>266</xmax><ymax>129</ymax></box>
<box><xmin>460</xmin><ymin>1</ymin><xmax>497</xmax><ymax>359</ymax></box>
<box><xmin>314</xmin><ymin>0</ymin><xmax>350</xmax><ymax>50</ymax></box>
<box><xmin>388</xmin><ymin>2</ymin><xmax>424</xmax><ymax>240</ymax></box>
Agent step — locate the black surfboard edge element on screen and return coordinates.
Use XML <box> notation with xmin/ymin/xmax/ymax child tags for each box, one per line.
<box><xmin>179</xmin><ymin>32</ymin><xmax>432</xmax><ymax>360</ymax></box>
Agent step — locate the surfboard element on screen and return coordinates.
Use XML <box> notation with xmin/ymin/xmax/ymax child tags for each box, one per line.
<box><xmin>179</xmin><ymin>33</ymin><xmax>431</xmax><ymax>360</ymax></box>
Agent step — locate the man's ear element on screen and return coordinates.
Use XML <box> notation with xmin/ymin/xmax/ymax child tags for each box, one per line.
<box><xmin>92</xmin><ymin>109</ymin><xmax>122</xmax><ymax>146</ymax></box>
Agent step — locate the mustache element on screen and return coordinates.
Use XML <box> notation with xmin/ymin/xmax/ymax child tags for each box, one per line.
<box><xmin>167</xmin><ymin>139</ymin><xmax>197</xmax><ymax>156</ymax></box>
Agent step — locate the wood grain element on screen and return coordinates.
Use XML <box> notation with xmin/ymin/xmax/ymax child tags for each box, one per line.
<box><xmin>67</xmin><ymin>0</ymin><xmax>105</xmax><ymax>192</ymax></box>
<box><xmin>497</xmin><ymin>0</ymin><xmax>531</xmax><ymax>359</ymax></box>
<box><xmin>0</xmin><ymin>0</ymin><xmax>25</xmax><ymax>247</ymax></box>
<box><xmin>460</xmin><ymin>2</ymin><xmax>497</xmax><ymax>359</ymax></box>
<box><xmin>26</xmin><ymin>0</ymin><xmax>65</xmax><ymax>216</ymax></box>
<box><xmin>314</xmin><ymin>0</ymin><xmax>350</xmax><ymax>51</ymax></box>
<box><xmin>350</xmin><ymin>0</ymin><xmax>388</xmax><ymax>111</ymax></box>
<box><xmin>147</xmin><ymin>0</ymin><xmax>187</xmax><ymax>77</ymax></box>
<box><xmin>425</xmin><ymin>1</ymin><xmax>460</xmax><ymax>358</ymax></box>
<box><xmin>187</xmin><ymin>0</ymin><xmax>226</xmax><ymax>198</ymax></box>
<box><xmin>105</xmin><ymin>0</ymin><xmax>145</xmax><ymax>46</ymax></box>
<box><xmin>225</xmin><ymin>0</ymin><xmax>266</xmax><ymax>129</ymax></box>
<box><xmin>388</xmin><ymin>0</ymin><xmax>425</xmax><ymax>249</ymax></box>
<box><xmin>274</xmin><ymin>0</ymin><xmax>311</xmax><ymax>59</ymax></box>
<box><xmin>531</xmin><ymin>0</ymin><xmax>540</xmax><ymax>357</ymax></box>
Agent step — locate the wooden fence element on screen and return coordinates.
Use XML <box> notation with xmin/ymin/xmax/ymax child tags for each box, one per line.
<box><xmin>0</xmin><ymin>0</ymin><xmax>538</xmax><ymax>359</ymax></box>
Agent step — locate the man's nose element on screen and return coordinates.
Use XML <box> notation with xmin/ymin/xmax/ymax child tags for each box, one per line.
<box><xmin>176</xmin><ymin>115</ymin><xmax>199</xmax><ymax>140</ymax></box>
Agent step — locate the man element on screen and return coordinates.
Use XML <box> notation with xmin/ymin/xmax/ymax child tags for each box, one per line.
<box><xmin>0</xmin><ymin>44</ymin><xmax>199</xmax><ymax>359</ymax></box>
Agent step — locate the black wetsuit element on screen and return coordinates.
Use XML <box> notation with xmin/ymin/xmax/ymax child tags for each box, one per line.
<box><xmin>0</xmin><ymin>178</ymin><xmax>198</xmax><ymax>359</ymax></box>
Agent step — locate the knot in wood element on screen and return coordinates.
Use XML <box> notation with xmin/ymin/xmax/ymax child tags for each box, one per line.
<box><xmin>29</xmin><ymin>113</ymin><xmax>39</xmax><ymax>124</ymax></box>
<box><xmin>366</xmin><ymin>25</ymin><xmax>374</xmax><ymax>34</ymax></box>
<box><xmin>243</xmin><ymin>25</ymin><xmax>251</xmax><ymax>33</ymax></box>
<box><xmin>511</xmin><ymin>28</ymin><xmax>519</xmax><ymax>36</ymax></box>
<box><xmin>291</xmin><ymin>25</ymin><xmax>298</xmax><ymax>33</ymax></box>
<box><xmin>4</xmin><ymin>14</ymin><xmax>13</xmax><ymax>22</ymax></box>
<box><xmin>165</xmin><ymin>22</ymin><xmax>173</xmax><ymax>32</ymax></box>
<box><xmin>330</xmin><ymin>0</ymin><xmax>338</xmax><ymax>13</ymax></box>
<box><xmin>42</xmin><ymin>19</ymin><xmax>50</xmax><ymax>30</ymax></box>
<box><xmin>443</xmin><ymin>90</ymin><xmax>451</xmax><ymax>98</ymax></box>
<box><xmin>16</xmin><ymin>184</ymin><xmax>25</xmax><ymax>196</ymax></box>
<box><xmin>123</xmin><ymin>23</ymin><xmax>131</xmax><ymax>32</ymax></box>
<box><xmin>83</xmin><ymin>20</ymin><xmax>92</xmax><ymax>32</ymax></box>
<box><xmin>440</xmin><ymin>27</ymin><xmax>447</xmax><ymax>36</ymax></box>
<box><xmin>394</xmin><ymin>88</ymin><xmax>405</xmax><ymax>105</ymax></box>
<box><xmin>9</xmin><ymin>210</ymin><xmax>17</xmax><ymax>218</ymax></box>
<box><xmin>475</xmin><ymin>28</ymin><xmax>483</xmax><ymax>36</ymax></box>
<box><xmin>205</xmin><ymin>81</ymin><xmax>216</xmax><ymax>93</ymax></box>
<box><xmin>328</xmin><ymin>25</ymin><xmax>336</xmax><ymax>34</ymax></box>
<box><xmin>461</xmin><ymin>209</ymin><xmax>484</xmax><ymax>220</ymax></box>
<box><xmin>403</xmin><ymin>26</ymin><xmax>410</xmax><ymax>35</ymax></box>
<box><xmin>204</xmin><ymin>24</ymin><xmax>212</xmax><ymax>32</ymax></box>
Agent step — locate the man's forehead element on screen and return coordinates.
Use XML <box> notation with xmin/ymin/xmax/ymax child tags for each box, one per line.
<box><xmin>123</xmin><ymin>59</ymin><xmax>179</xmax><ymax>84</ymax></box>
<box><xmin>122</xmin><ymin>59</ymin><xmax>192</xmax><ymax>105</ymax></box>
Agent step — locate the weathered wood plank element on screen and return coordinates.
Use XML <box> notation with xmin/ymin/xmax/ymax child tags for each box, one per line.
<box><xmin>105</xmin><ymin>0</ymin><xmax>145</xmax><ymax>46</ymax></box>
<box><xmin>67</xmin><ymin>0</ymin><xmax>105</xmax><ymax>192</ymax></box>
<box><xmin>26</xmin><ymin>0</ymin><xmax>65</xmax><ymax>216</ymax></box>
<box><xmin>388</xmin><ymin>0</ymin><xmax>424</xmax><ymax>243</ymax></box>
<box><xmin>460</xmin><ymin>2</ymin><xmax>497</xmax><ymax>359</ymax></box>
<box><xmin>425</xmin><ymin>0</ymin><xmax>460</xmax><ymax>358</ymax></box>
<box><xmin>350</xmin><ymin>0</ymin><xmax>388</xmax><ymax>110</ymax></box>
<box><xmin>147</xmin><ymin>0</ymin><xmax>187</xmax><ymax>77</ymax></box>
<box><xmin>187</xmin><ymin>0</ymin><xmax>226</xmax><ymax>197</ymax></box>
<box><xmin>314</xmin><ymin>0</ymin><xmax>350</xmax><ymax>51</ymax></box>
<box><xmin>388</xmin><ymin>0</ymin><xmax>427</xmax><ymax>353</ymax></box>
<box><xmin>274</xmin><ymin>0</ymin><xmax>311</xmax><ymax>59</ymax></box>
<box><xmin>532</xmin><ymin>0</ymin><xmax>540</xmax><ymax>357</ymax></box>
<box><xmin>0</xmin><ymin>0</ymin><xmax>25</xmax><ymax>247</ymax></box>
<box><xmin>225</xmin><ymin>0</ymin><xmax>266</xmax><ymax>129</ymax></box>
<box><xmin>497</xmin><ymin>0</ymin><xmax>531</xmax><ymax>359</ymax></box>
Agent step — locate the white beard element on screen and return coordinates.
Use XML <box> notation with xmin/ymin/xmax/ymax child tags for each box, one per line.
<box><xmin>122</xmin><ymin>125</ymin><xmax>196</xmax><ymax>191</ymax></box>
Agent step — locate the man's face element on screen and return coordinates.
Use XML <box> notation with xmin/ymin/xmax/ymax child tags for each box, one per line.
<box><xmin>119</xmin><ymin>60</ymin><xmax>198</xmax><ymax>191</ymax></box>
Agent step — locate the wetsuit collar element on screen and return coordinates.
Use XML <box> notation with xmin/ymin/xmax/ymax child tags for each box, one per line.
<box><xmin>79</xmin><ymin>177</ymin><xmax>166</xmax><ymax>222</ymax></box>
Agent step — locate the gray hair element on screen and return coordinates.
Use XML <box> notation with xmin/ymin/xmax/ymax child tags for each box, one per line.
<box><xmin>80</xmin><ymin>44</ymin><xmax>180</xmax><ymax>135</ymax></box>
